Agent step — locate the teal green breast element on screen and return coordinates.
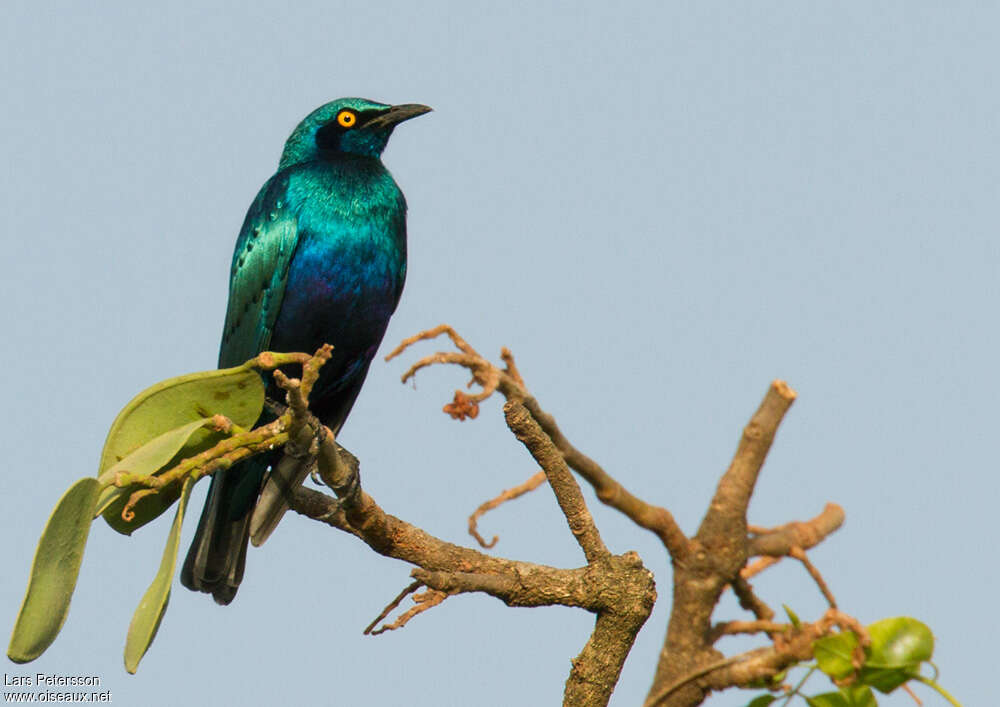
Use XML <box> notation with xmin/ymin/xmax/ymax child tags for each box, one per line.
<box><xmin>266</xmin><ymin>157</ymin><xmax>407</xmax><ymax>417</ymax></box>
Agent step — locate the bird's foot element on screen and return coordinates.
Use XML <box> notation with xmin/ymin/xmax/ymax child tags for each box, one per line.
<box><xmin>265</xmin><ymin>398</ymin><xmax>288</xmax><ymax>417</ymax></box>
<box><xmin>308</xmin><ymin>422</ymin><xmax>329</xmax><ymax>486</ymax></box>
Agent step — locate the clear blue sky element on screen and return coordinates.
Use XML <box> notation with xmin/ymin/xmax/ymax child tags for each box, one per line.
<box><xmin>2</xmin><ymin>2</ymin><xmax>994</xmax><ymax>705</ymax></box>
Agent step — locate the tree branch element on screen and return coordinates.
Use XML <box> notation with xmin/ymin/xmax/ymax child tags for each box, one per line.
<box><xmin>386</xmin><ymin>324</ymin><xmax>688</xmax><ymax>559</ymax></box>
<box><xmin>503</xmin><ymin>400</ymin><xmax>610</xmax><ymax>564</ymax></box>
<box><xmin>646</xmin><ymin>381</ymin><xmax>799</xmax><ymax>707</ymax></box>
<box><xmin>468</xmin><ymin>470</ymin><xmax>547</xmax><ymax>548</ymax></box>
<box><xmin>696</xmin><ymin>380</ymin><xmax>797</xmax><ymax>547</ymax></box>
<box><xmin>748</xmin><ymin>503</ymin><xmax>845</xmax><ymax>557</ymax></box>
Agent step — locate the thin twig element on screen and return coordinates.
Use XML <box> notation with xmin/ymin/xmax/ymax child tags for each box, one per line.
<box><xmin>789</xmin><ymin>547</ymin><xmax>837</xmax><ymax>608</ymax></box>
<box><xmin>711</xmin><ymin>620</ymin><xmax>789</xmax><ymax>638</ymax></box>
<box><xmin>386</xmin><ymin>324</ymin><xmax>690</xmax><ymax>560</ymax></box>
<box><xmin>731</xmin><ymin>576</ymin><xmax>775</xmax><ymax>622</ymax></box>
<box><xmin>367</xmin><ymin>589</ymin><xmax>450</xmax><ymax>636</ymax></box>
<box><xmin>468</xmin><ymin>471</ymin><xmax>547</xmax><ymax>548</ymax></box>
<box><xmin>364</xmin><ymin>581</ymin><xmax>423</xmax><ymax>635</ymax></box>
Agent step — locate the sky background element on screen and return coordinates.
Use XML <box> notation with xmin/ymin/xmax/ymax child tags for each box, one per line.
<box><xmin>1</xmin><ymin>2</ymin><xmax>995</xmax><ymax>705</ymax></box>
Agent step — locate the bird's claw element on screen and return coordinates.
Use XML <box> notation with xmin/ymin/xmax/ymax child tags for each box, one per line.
<box><xmin>308</xmin><ymin>422</ymin><xmax>329</xmax><ymax>486</ymax></box>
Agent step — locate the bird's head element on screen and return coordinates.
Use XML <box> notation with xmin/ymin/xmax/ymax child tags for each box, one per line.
<box><xmin>279</xmin><ymin>97</ymin><xmax>432</xmax><ymax>168</ymax></box>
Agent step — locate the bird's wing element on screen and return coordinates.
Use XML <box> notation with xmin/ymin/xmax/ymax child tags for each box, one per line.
<box><xmin>182</xmin><ymin>174</ymin><xmax>300</xmax><ymax>603</ymax></box>
<box><xmin>218</xmin><ymin>173</ymin><xmax>300</xmax><ymax>368</ymax></box>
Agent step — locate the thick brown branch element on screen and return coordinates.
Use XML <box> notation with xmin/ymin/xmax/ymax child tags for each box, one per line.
<box><xmin>289</xmin><ymin>485</ymin><xmax>362</xmax><ymax>539</ymax></box>
<box><xmin>287</xmin><ymin>417</ymin><xmax>654</xmax><ymax>707</ymax></box>
<box><xmin>647</xmin><ymin>382</ymin><xmax>798</xmax><ymax>707</ymax></box>
<box><xmin>567</xmin><ymin>606</ymin><xmax>651</xmax><ymax>707</ymax></box>
<box><xmin>696</xmin><ymin>380</ymin><xmax>797</xmax><ymax>546</ymax></box>
<box><xmin>503</xmin><ymin>400</ymin><xmax>610</xmax><ymax>564</ymax></box>
<box><xmin>293</xmin><ymin>435</ymin><xmax>652</xmax><ymax>615</ymax></box>
<box><xmin>646</xmin><ymin>619</ymin><xmax>831</xmax><ymax>707</ymax></box>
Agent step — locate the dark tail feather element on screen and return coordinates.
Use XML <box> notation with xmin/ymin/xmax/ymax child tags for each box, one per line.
<box><xmin>181</xmin><ymin>456</ymin><xmax>270</xmax><ymax>605</ymax></box>
<box><xmin>249</xmin><ymin>372</ymin><xmax>367</xmax><ymax>547</ymax></box>
<box><xmin>183</xmin><ymin>365</ymin><xmax>371</xmax><ymax>603</ymax></box>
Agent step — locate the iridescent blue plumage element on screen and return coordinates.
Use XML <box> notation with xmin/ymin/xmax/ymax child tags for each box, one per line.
<box><xmin>182</xmin><ymin>98</ymin><xmax>430</xmax><ymax>604</ymax></box>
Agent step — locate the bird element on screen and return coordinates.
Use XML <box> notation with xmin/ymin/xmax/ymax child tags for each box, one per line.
<box><xmin>181</xmin><ymin>98</ymin><xmax>431</xmax><ymax>604</ymax></box>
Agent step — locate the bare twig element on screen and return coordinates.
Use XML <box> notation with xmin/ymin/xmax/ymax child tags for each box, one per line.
<box><xmin>468</xmin><ymin>471</ymin><xmax>547</xmax><ymax>548</ymax></box>
<box><xmin>367</xmin><ymin>589</ymin><xmax>450</xmax><ymax>636</ymax></box>
<box><xmin>902</xmin><ymin>683</ymin><xmax>923</xmax><ymax>705</ymax></box>
<box><xmin>364</xmin><ymin>580</ymin><xmax>426</xmax><ymax>635</ymax></box>
<box><xmin>731</xmin><ymin>576</ymin><xmax>775</xmax><ymax>622</ymax></box>
<box><xmin>385</xmin><ymin>324</ymin><xmax>689</xmax><ymax>560</ymax></box>
<box><xmin>710</xmin><ymin>620</ymin><xmax>789</xmax><ymax>639</ymax></box>
<box><xmin>789</xmin><ymin>547</ymin><xmax>837</xmax><ymax>608</ymax></box>
<box><xmin>740</xmin><ymin>556</ymin><xmax>782</xmax><ymax>581</ymax></box>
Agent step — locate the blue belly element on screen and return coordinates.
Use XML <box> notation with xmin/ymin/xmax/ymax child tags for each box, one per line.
<box><xmin>270</xmin><ymin>222</ymin><xmax>404</xmax><ymax>405</ymax></box>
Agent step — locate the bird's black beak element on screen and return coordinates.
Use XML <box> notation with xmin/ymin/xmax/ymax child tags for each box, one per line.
<box><xmin>364</xmin><ymin>103</ymin><xmax>433</xmax><ymax>130</ymax></box>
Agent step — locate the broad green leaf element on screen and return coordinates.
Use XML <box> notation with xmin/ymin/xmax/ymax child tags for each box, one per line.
<box><xmin>99</xmin><ymin>365</ymin><xmax>264</xmax><ymax>474</ymax></box>
<box><xmin>783</xmin><ymin>604</ymin><xmax>802</xmax><ymax>629</ymax></box>
<box><xmin>100</xmin><ymin>482</ymin><xmax>186</xmax><ymax>536</ymax></box>
<box><xmin>124</xmin><ymin>478</ymin><xmax>194</xmax><ymax>674</ymax></box>
<box><xmin>746</xmin><ymin>695</ymin><xmax>777</xmax><ymax>707</ymax></box>
<box><xmin>99</xmin><ymin>418</ymin><xmax>213</xmax><ymax>486</ymax></box>
<box><xmin>806</xmin><ymin>688</ymin><xmax>876</xmax><ymax>707</ymax></box>
<box><xmin>7</xmin><ymin>478</ymin><xmax>102</xmax><ymax>663</ymax></box>
<box><xmin>806</xmin><ymin>694</ymin><xmax>848</xmax><ymax>707</ymax></box>
<box><xmin>839</xmin><ymin>686</ymin><xmax>877</xmax><ymax>707</ymax></box>
<box><xmin>95</xmin><ymin>418</ymin><xmax>212</xmax><ymax>517</ymax></box>
<box><xmin>813</xmin><ymin>631</ymin><xmax>859</xmax><ymax>680</ymax></box>
<box><xmin>866</xmin><ymin>617</ymin><xmax>933</xmax><ymax>666</ymax></box>
<box><xmin>99</xmin><ymin>365</ymin><xmax>264</xmax><ymax>535</ymax></box>
<box><xmin>99</xmin><ymin>418</ymin><xmax>219</xmax><ymax>535</ymax></box>
<box><xmin>859</xmin><ymin>617</ymin><xmax>933</xmax><ymax>693</ymax></box>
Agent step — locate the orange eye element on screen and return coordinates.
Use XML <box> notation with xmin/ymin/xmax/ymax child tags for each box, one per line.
<box><xmin>336</xmin><ymin>110</ymin><xmax>357</xmax><ymax>128</ymax></box>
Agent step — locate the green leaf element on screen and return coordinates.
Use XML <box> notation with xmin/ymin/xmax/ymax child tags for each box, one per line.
<box><xmin>100</xmin><ymin>417</ymin><xmax>213</xmax><ymax>485</ymax></box>
<box><xmin>95</xmin><ymin>418</ymin><xmax>212</xmax><ymax>517</ymax></box>
<box><xmin>98</xmin><ymin>419</ymin><xmax>219</xmax><ymax>534</ymax></box>
<box><xmin>746</xmin><ymin>695</ymin><xmax>778</xmax><ymax>707</ymax></box>
<box><xmin>7</xmin><ymin>478</ymin><xmax>102</xmax><ymax>663</ymax></box>
<box><xmin>859</xmin><ymin>617</ymin><xmax>934</xmax><ymax>693</ymax></box>
<box><xmin>806</xmin><ymin>693</ymin><xmax>848</xmax><ymax>707</ymax></box>
<box><xmin>806</xmin><ymin>687</ymin><xmax>877</xmax><ymax>707</ymax></box>
<box><xmin>99</xmin><ymin>365</ymin><xmax>264</xmax><ymax>474</ymax></box>
<box><xmin>124</xmin><ymin>478</ymin><xmax>194</xmax><ymax>674</ymax></box>
<box><xmin>840</xmin><ymin>685</ymin><xmax>877</xmax><ymax>707</ymax></box>
<box><xmin>99</xmin><ymin>365</ymin><xmax>264</xmax><ymax>534</ymax></box>
<box><xmin>813</xmin><ymin>631</ymin><xmax>859</xmax><ymax>680</ymax></box>
<box><xmin>784</xmin><ymin>604</ymin><xmax>802</xmax><ymax>629</ymax></box>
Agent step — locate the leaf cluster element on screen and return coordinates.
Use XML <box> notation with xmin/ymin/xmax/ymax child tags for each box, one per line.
<box><xmin>7</xmin><ymin>361</ymin><xmax>275</xmax><ymax>672</ymax></box>
<box><xmin>744</xmin><ymin>616</ymin><xmax>959</xmax><ymax>706</ymax></box>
